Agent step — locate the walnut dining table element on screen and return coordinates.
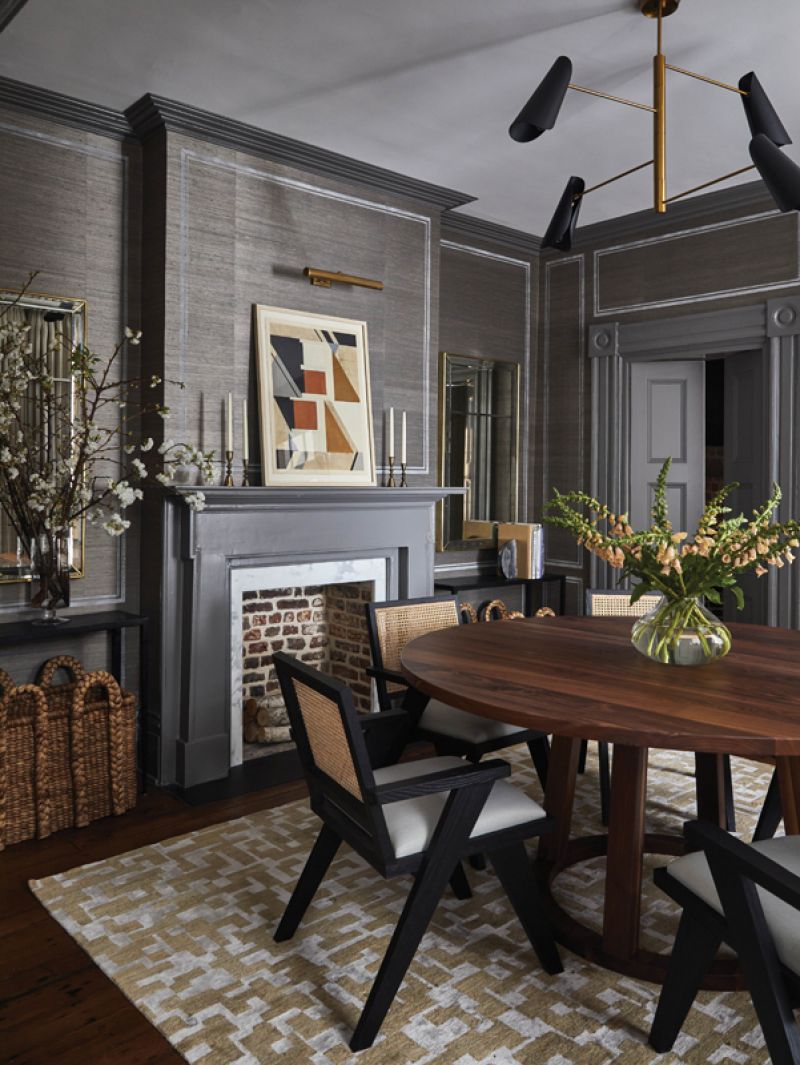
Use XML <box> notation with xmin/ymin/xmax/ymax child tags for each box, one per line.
<box><xmin>400</xmin><ymin>615</ymin><xmax>800</xmax><ymax>988</ymax></box>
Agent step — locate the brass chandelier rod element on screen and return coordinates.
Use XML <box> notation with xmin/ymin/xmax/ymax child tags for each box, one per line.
<box><xmin>568</xmin><ymin>83</ymin><xmax>655</xmax><ymax>113</ymax></box>
<box><xmin>577</xmin><ymin>159</ymin><xmax>655</xmax><ymax>200</ymax></box>
<box><xmin>664</xmin><ymin>163</ymin><xmax>758</xmax><ymax>204</ymax></box>
<box><xmin>666</xmin><ymin>63</ymin><xmax>749</xmax><ymax>97</ymax></box>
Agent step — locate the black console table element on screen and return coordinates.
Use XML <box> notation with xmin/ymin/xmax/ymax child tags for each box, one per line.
<box><xmin>434</xmin><ymin>572</ymin><xmax>567</xmax><ymax>617</ymax></box>
<box><xmin>0</xmin><ymin>610</ymin><xmax>149</xmax><ymax>786</ymax></box>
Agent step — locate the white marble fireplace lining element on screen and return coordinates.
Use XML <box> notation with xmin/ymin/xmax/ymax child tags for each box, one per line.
<box><xmin>229</xmin><ymin>557</ymin><xmax>387</xmax><ymax>766</ymax></box>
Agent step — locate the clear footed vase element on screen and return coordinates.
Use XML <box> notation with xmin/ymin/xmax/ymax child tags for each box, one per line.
<box><xmin>27</xmin><ymin>530</ymin><xmax>72</xmax><ymax>625</ymax></box>
<box><xmin>631</xmin><ymin>595</ymin><xmax>731</xmax><ymax>666</ymax></box>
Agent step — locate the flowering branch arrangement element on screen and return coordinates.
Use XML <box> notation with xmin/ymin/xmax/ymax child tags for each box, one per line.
<box><xmin>0</xmin><ymin>277</ymin><xmax>214</xmax><ymax>614</ymax></box>
<box><xmin>545</xmin><ymin>458</ymin><xmax>800</xmax><ymax>662</ymax></box>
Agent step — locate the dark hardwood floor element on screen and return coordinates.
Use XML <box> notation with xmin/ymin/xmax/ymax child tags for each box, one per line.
<box><xmin>0</xmin><ymin>778</ymin><xmax>307</xmax><ymax>1064</ymax></box>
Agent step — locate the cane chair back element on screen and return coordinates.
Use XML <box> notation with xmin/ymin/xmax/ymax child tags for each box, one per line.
<box><xmin>370</xmin><ymin>596</ymin><xmax>460</xmax><ymax>674</ymax></box>
<box><xmin>294</xmin><ymin>680</ymin><xmax>363</xmax><ymax>800</ymax></box>
<box><xmin>585</xmin><ymin>588</ymin><xmax>662</xmax><ymax>617</ymax></box>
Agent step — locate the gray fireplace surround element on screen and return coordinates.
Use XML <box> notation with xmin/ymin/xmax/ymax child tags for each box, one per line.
<box><xmin>156</xmin><ymin>486</ymin><xmax>462</xmax><ymax>788</ymax></box>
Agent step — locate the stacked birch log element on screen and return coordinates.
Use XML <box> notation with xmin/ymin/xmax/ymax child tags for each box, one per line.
<box><xmin>242</xmin><ymin>697</ymin><xmax>291</xmax><ymax>744</ymax></box>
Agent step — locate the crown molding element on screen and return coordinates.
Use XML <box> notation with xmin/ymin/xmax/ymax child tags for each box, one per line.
<box><xmin>441</xmin><ymin>210</ymin><xmax>542</xmax><ymax>255</ymax></box>
<box><xmin>0</xmin><ymin>75</ymin><xmax>132</xmax><ymax>139</ymax></box>
<box><xmin>126</xmin><ymin>94</ymin><xmax>476</xmax><ymax>212</ymax></box>
<box><xmin>571</xmin><ymin>177</ymin><xmax>775</xmax><ymax>250</ymax></box>
<box><xmin>0</xmin><ymin>0</ymin><xmax>28</xmax><ymax>33</ymax></box>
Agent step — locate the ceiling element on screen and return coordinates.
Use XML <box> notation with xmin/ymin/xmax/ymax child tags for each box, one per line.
<box><xmin>1</xmin><ymin>0</ymin><xmax>799</xmax><ymax>234</ymax></box>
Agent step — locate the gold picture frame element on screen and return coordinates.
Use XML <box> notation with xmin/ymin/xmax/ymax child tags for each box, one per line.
<box><xmin>254</xmin><ymin>305</ymin><xmax>376</xmax><ymax>487</ymax></box>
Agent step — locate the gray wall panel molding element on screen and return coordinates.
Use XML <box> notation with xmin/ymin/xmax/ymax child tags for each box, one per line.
<box><xmin>0</xmin><ymin>75</ymin><xmax>132</xmax><ymax>140</ymax></box>
<box><xmin>574</xmin><ymin>178</ymin><xmax>774</xmax><ymax>251</ymax></box>
<box><xmin>767</xmin><ymin>297</ymin><xmax>800</xmax><ymax>338</ymax></box>
<box><xmin>588</xmin><ymin>322</ymin><xmax>619</xmax><ymax>358</ymax></box>
<box><xmin>128</xmin><ymin>93</ymin><xmax>475</xmax><ymax>212</ymax></box>
<box><xmin>592</xmin><ymin>212</ymin><xmax>800</xmax><ymax>317</ymax></box>
<box><xmin>543</xmin><ymin>255</ymin><xmax>585</xmax><ymax>570</ymax></box>
<box><xmin>0</xmin><ymin>0</ymin><xmax>28</xmax><ymax>32</ymax></box>
<box><xmin>441</xmin><ymin>211</ymin><xmax>541</xmax><ymax>256</ymax></box>
<box><xmin>178</xmin><ymin>147</ymin><xmax>435</xmax><ymax>475</ymax></box>
<box><xmin>439</xmin><ymin>239</ymin><xmax>532</xmax><ymax>517</ymax></box>
<box><xmin>768</xmin><ymin>334</ymin><xmax>800</xmax><ymax>629</ymax></box>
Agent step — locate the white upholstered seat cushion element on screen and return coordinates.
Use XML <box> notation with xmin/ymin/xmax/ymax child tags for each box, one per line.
<box><xmin>373</xmin><ymin>755</ymin><xmax>546</xmax><ymax>859</ymax></box>
<box><xmin>419</xmin><ymin>698</ymin><xmax>526</xmax><ymax>744</ymax></box>
<box><xmin>666</xmin><ymin>834</ymin><xmax>800</xmax><ymax>977</ymax></box>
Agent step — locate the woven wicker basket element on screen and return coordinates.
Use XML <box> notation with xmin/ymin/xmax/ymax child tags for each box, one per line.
<box><xmin>0</xmin><ymin>657</ymin><xmax>138</xmax><ymax>849</ymax></box>
<box><xmin>36</xmin><ymin>657</ymin><xmax>137</xmax><ymax>830</ymax></box>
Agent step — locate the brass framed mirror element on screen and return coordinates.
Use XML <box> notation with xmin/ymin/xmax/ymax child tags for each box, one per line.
<box><xmin>437</xmin><ymin>352</ymin><xmax>520</xmax><ymax>551</ymax></box>
<box><xmin>0</xmin><ymin>290</ymin><xmax>86</xmax><ymax>583</ymax></box>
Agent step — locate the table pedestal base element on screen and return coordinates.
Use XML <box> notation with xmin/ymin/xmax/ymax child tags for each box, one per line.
<box><xmin>535</xmin><ymin>831</ymin><xmax>746</xmax><ymax>989</ymax></box>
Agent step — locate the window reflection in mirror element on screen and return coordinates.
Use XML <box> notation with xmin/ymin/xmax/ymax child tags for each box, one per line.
<box><xmin>438</xmin><ymin>352</ymin><xmax>519</xmax><ymax>551</ymax></box>
<box><xmin>0</xmin><ymin>291</ymin><xmax>86</xmax><ymax>583</ymax></box>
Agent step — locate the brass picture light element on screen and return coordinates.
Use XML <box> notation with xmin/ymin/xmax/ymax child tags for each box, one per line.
<box><xmin>303</xmin><ymin>267</ymin><xmax>383</xmax><ymax>291</ymax></box>
<box><xmin>511</xmin><ymin>0</ymin><xmax>800</xmax><ymax>251</ymax></box>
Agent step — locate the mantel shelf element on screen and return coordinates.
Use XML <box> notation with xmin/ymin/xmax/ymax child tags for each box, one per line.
<box><xmin>169</xmin><ymin>485</ymin><xmax>465</xmax><ymax>510</ymax></box>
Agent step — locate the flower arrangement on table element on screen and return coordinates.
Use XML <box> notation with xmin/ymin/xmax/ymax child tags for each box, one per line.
<box><xmin>0</xmin><ymin>278</ymin><xmax>214</xmax><ymax>623</ymax></box>
<box><xmin>545</xmin><ymin>458</ymin><xmax>800</xmax><ymax>665</ymax></box>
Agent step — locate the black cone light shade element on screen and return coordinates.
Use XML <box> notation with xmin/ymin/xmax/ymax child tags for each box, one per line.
<box><xmin>542</xmin><ymin>176</ymin><xmax>585</xmax><ymax>251</ymax></box>
<box><xmin>739</xmin><ymin>73</ymin><xmax>791</xmax><ymax>146</ymax></box>
<box><xmin>750</xmin><ymin>134</ymin><xmax>800</xmax><ymax>212</ymax></box>
<box><xmin>509</xmin><ymin>56</ymin><xmax>573</xmax><ymax>142</ymax></box>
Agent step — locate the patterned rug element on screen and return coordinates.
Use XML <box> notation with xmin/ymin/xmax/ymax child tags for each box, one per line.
<box><xmin>30</xmin><ymin>747</ymin><xmax>777</xmax><ymax>1065</ymax></box>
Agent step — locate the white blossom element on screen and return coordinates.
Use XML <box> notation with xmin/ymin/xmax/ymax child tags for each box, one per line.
<box><xmin>103</xmin><ymin>515</ymin><xmax>131</xmax><ymax>536</ymax></box>
<box><xmin>184</xmin><ymin>492</ymin><xmax>206</xmax><ymax>511</ymax></box>
<box><xmin>131</xmin><ymin>458</ymin><xmax>148</xmax><ymax>478</ymax></box>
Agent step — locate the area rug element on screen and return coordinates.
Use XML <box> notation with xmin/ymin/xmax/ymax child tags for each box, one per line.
<box><xmin>31</xmin><ymin>747</ymin><xmax>776</xmax><ymax>1065</ymax></box>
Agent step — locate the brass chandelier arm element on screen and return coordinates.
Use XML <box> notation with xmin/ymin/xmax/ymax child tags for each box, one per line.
<box><xmin>568</xmin><ymin>83</ymin><xmax>656</xmax><ymax>113</ymax></box>
<box><xmin>664</xmin><ymin>164</ymin><xmax>757</xmax><ymax>204</ymax></box>
<box><xmin>577</xmin><ymin>159</ymin><xmax>655</xmax><ymax>200</ymax></box>
<box><xmin>665</xmin><ymin>63</ymin><xmax>749</xmax><ymax>96</ymax></box>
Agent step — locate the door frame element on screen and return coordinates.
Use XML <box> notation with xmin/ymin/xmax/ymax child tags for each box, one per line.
<box><xmin>588</xmin><ymin>295</ymin><xmax>800</xmax><ymax>628</ymax></box>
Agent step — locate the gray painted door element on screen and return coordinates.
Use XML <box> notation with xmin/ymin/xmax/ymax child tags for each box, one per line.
<box><xmin>630</xmin><ymin>361</ymin><xmax>705</xmax><ymax>536</ymax></box>
<box><xmin>723</xmin><ymin>350</ymin><xmax>767</xmax><ymax>624</ymax></box>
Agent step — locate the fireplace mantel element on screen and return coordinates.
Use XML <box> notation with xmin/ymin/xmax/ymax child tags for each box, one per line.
<box><xmin>155</xmin><ymin>485</ymin><xmax>463</xmax><ymax>788</ymax></box>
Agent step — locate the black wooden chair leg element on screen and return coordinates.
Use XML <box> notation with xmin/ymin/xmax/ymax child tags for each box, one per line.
<box><xmin>449</xmin><ymin>862</ymin><xmax>472</xmax><ymax>900</ymax></box>
<box><xmin>723</xmin><ymin>754</ymin><xmax>737</xmax><ymax>832</ymax></box>
<box><xmin>598</xmin><ymin>741</ymin><xmax>610</xmax><ymax>827</ymax></box>
<box><xmin>578</xmin><ymin>738</ymin><xmax>588</xmax><ymax>774</ymax></box>
<box><xmin>649</xmin><ymin>910</ymin><xmax>723</xmax><ymax>1053</ymax></box>
<box><xmin>754</xmin><ymin>770</ymin><xmax>782</xmax><ymax>841</ymax></box>
<box><xmin>527</xmin><ymin>736</ymin><xmax>550</xmax><ymax>790</ymax></box>
<box><xmin>274</xmin><ymin>825</ymin><xmax>341</xmax><ymax>942</ymax></box>
<box><xmin>469</xmin><ymin>852</ymin><xmax>487</xmax><ymax>871</ymax></box>
<box><xmin>350</xmin><ymin>786</ymin><xmax>489</xmax><ymax>1052</ymax></box>
<box><xmin>489</xmin><ymin>842</ymin><xmax>563</xmax><ymax>975</ymax></box>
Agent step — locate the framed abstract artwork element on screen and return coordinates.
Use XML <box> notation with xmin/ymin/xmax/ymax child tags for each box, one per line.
<box><xmin>254</xmin><ymin>305</ymin><xmax>376</xmax><ymax>486</ymax></box>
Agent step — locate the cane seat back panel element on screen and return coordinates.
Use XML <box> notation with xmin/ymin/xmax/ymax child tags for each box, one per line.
<box><xmin>293</xmin><ymin>679</ymin><xmax>363</xmax><ymax>801</ymax></box>
<box><xmin>373</xmin><ymin>599</ymin><xmax>460</xmax><ymax>674</ymax></box>
<box><xmin>586</xmin><ymin>589</ymin><xmax>662</xmax><ymax>617</ymax></box>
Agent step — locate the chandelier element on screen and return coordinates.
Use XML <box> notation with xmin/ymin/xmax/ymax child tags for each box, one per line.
<box><xmin>510</xmin><ymin>0</ymin><xmax>800</xmax><ymax>250</ymax></box>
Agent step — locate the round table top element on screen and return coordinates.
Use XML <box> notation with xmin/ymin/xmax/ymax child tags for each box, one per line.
<box><xmin>400</xmin><ymin>616</ymin><xmax>800</xmax><ymax>757</ymax></box>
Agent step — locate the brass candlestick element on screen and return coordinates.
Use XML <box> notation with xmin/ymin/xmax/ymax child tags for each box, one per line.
<box><xmin>386</xmin><ymin>457</ymin><xmax>396</xmax><ymax>488</ymax></box>
<box><xmin>223</xmin><ymin>450</ymin><xmax>234</xmax><ymax>486</ymax></box>
<box><xmin>241</xmin><ymin>461</ymin><xmax>250</xmax><ymax>487</ymax></box>
<box><xmin>400</xmin><ymin>462</ymin><xmax>408</xmax><ymax>487</ymax></box>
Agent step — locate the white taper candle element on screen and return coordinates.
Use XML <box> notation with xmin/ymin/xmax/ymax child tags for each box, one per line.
<box><xmin>242</xmin><ymin>399</ymin><xmax>249</xmax><ymax>462</ymax></box>
<box><xmin>226</xmin><ymin>392</ymin><xmax>233</xmax><ymax>451</ymax></box>
<box><xmin>388</xmin><ymin>406</ymin><xmax>394</xmax><ymax>459</ymax></box>
<box><xmin>401</xmin><ymin>410</ymin><xmax>407</xmax><ymax>465</ymax></box>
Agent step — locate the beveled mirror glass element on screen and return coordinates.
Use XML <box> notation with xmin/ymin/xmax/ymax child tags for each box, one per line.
<box><xmin>437</xmin><ymin>352</ymin><xmax>519</xmax><ymax>551</ymax></box>
<box><xmin>0</xmin><ymin>290</ymin><xmax>86</xmax><ymax>583</ymax></box>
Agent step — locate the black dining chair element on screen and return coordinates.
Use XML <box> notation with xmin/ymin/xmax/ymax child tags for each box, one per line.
<box><xmin>271</xmin><ymin>651</ymin><xmax>563</xmax><ymax>1052</ymax></box>
<box><xmin>365</xmin><ymin>594</ymin><xmax>550</xmax><ymax>788</ymax></box>
<box><xmin>650</xmin><ymin>819</ymin><xmax>800</xmax><ymax>1064</ymax></box>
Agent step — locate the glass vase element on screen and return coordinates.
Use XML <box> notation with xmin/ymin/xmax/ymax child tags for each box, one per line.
<box><xmin>631</xmin><ymin>595</ymin><xmax>731</xmax><ymax>666</ymax></box>
<box><xmin>27</xmin><ymin>530</ymin><xmax>72</xmax><ymax>625</ymax></box>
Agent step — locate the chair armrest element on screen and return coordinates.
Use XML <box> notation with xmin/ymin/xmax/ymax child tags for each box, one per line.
<box><xmin>357</xmin><ymin>709</ymin><xmax>409</xmax><ymax>731</ymax></box>
<box><xmin>366</xmin><ymin>758</ymin><xmax>510</xmax><ymax>805</ymax></box>
<box><xmin>367</xmin><ymin>665</ymin><xmax>409</xmax><ymax>688</ymax></box>
<box><xmin>685</xmin><ymin>820</ymin><xmax>800</xmax><ymax>910</ymax></box>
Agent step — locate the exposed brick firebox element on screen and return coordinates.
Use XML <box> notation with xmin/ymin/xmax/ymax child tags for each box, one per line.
<box><xmin>241</xmin><ymin>582</ymin><xmax>373</xmax><ymax>756</ymax></box>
